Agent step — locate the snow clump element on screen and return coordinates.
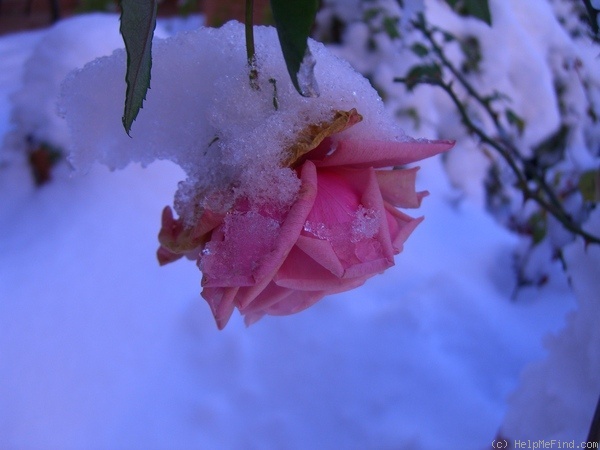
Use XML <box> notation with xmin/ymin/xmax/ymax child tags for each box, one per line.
<box><xmin>61</xmin><ymin>21</ymin><xmax>411</xmax><ymax>224</ymax></box>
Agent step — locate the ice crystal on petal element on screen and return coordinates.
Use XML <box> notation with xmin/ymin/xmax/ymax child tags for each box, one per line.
<box><xmin>199</xmin><ymin>211</ymin><xmax>281</xmax><ymax>282</ymax></box>
<box><xmin>351</xmin><ymin>206</ymin><xmax>381</xmax><ymax>243</ymax></box>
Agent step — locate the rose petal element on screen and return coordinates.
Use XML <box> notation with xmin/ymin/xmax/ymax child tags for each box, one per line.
<box><xmin>239</xmin><ymin>282</ymin><xmax>295</xmax><ymax>315</ymax></box>
<box><xmin>260</xmin><ymin>289</ymin><xmax>326</xmax><ymax>316</ymax></box>
<box><xmin>295</xmin><ymin>235</ymin><xmax>345</xmax><ymax>277</ymax></box>
<box><xmin>157</xmin><ymin>244</ymin><xmax>184</xmax><ymax>265</ymax></box>
<box><xmin>234</xmin><ymin>160</ymin><xmax>318</xmax><ymax>309</ymax></box>
<box><xmin>375</xmin><ymin>167</ymin><xmax>428</xmax><ymax>208</ymax></box>
<box><xmin>356</xmin><ymin>167</ymin><xmax>395</xmax><ymax>261</ymax></box>
<box><xmin>200</xmin><ymin>211</ymin><xmax>281</xmax><ymax>287</ymax></box>
<box><xmin>201</xmin><ymin>286</ymin><xmax>239</xmax><ymax>330</ymax></box>
<box><xmin>315</xmin><ymin>139</ymin><xmax>454</xmax><ymax>169</ymax></box>
<box><xmin>157</xmin><ymin>206</ymin><xmax>224</xmax><ymax>263</ymax></box>
<box><xmin>260</xmin><ymin>275</ymin><xmax>367</xmax><ymax>318</ymax></box>
<box><xmin>384</xmin><ymin>203</ymin><xmax>424</xmax><ymax>252</ymax></box>
<box><xmin>273</xmin><ymin>245</ymin><xmax>357</xmax><ymax>290</ymax></box>
<box><xmin>304</xmin><ymin>168</ymin><xmax>361</xmax><ymax>226</ymax></box>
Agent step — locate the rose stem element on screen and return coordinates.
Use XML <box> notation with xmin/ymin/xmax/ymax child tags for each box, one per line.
<box><xmin>245</xmin><ymin>0</ymin><xmax>259</xmax><ymax>89</ymax></box>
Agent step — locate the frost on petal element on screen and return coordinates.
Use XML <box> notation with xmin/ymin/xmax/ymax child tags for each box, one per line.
<box><xmin>199</xmin><ymin>211</ymin><xmax>281</xmax><ymax>287</ymax></box>
<box><xmin>197</xmin><ymin>160</ymin><xmax>318</xmax><ymax>326</ymax></box>
<box><xmin>300</xmin><ymin>166</ymin><xmax>397</xmax><ymax>278</ymax></box>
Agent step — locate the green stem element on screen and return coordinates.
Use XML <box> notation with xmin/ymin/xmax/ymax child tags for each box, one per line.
<box><xmin>245</xmin><ymin>0</ymin><xmax>259</xmax><ymax>89</ymax></box>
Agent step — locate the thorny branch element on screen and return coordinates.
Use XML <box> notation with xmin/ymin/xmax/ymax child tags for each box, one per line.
<box><xmin>395</xmin><ymin>15</ymin><xmax>600</xmax><ymax>246</ymax></box>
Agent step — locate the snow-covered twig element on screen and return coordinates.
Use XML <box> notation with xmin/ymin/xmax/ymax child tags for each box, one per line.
<box><xmin>396</xmin><ymin>14</ymin><xmax>600</xmax><ymax>247</ymax></box>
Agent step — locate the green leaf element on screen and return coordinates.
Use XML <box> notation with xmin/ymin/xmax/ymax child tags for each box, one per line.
<box><xmin>531</xmin><ymin>124</ymin><xmax>569</xmax><ymax>168</ymax></box>
<box><xmin>579</xmin><ymin>170</ymin><xmax>600</xmax><ymax>202</ymax></box>
<box><xmin>441</xmin><ymin>30</ymin><xmax>456</xmax><ymax>42</ymax></box>
<box><xmin>120</xmin><ymin>0</ymin><xmax>158</xmax><ymax>135</ymax></box>
<box><xmin>382</xmin><ymin>16</ymin><xmax>400</xmax><ymax>39</ymax></box>
<box><xmin>528</xmin><ymin>211</ymin><xmax>547</xmax><ymax>245</ymax></box>
<box><xmin>270</xmin><ymin>0</ymin><xmax>319</xmax><ymax>97</ymax></box>
<box><xmin>396</xmin><ymin>64</ymin><xmax>442</xmax><ymax>91</ymax></box>
<box><xmin>363</xmin><ymin>8</ymin><xmax>380</xmax><ymax>22</ymax></box>
<box><xmin>444</xmin><ymin>0</ymin><xmax>492</xmax><ymax>26</ymax></box>
<box><xmin>459</xmin><ymin>35</ymin><xmax>481</xmax><ymax>73</ymax></box>
<box><xmin>410</xmin><ymin>43</ymin><xmax>429</xmax><ymax>57</ymax></box>
<box><xmin>506</xmin><ymin>109</ymin><xmax>525</xmax><ymax>136</ymax></box>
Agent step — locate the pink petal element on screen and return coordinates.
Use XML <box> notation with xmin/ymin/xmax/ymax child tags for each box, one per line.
<box><xmin>260</xmin><ymin>289</ymin><xmax>326</xmax><ymax>316</ymax></box>
<box><xmin>239</xmin><ymin>282</ymin><xmax>295</xmax><ymax>315</ymax></box>
<box><xmin>302</xmin><ymin>167</ymin><xmax>399</xmax><ymax>279</ymax></box>
<box><xmin>157</xmin><ymin>206</ymin><xmax>224</xmax><ymax>265</ymax></box>
<box><xmin>375</xmin><ymin>167</ymin><xmax>428</xmax><ymax>208</ymax></box>
<box><xmin>384</xmin><ymin>203</ymin><xmax>424</xmax><ymax>252</ymax></box>
<box><xmin>304</xmin><ymin>168</ymin><xmax>361</xmax><ymax>226</ymax></box>
<box><xmin>234</xmin><ymin>160</ymin><xmax>319</xmax><ymax>309</ymax></box>
<box><xmin>260</xmin><ymin>275</ymin><xmax>367</xmax><ymax>319</ymax></box>
<box><xmin>295</xmin><ymin>235</ymin><xmax>345</xmax><ymax>277</ymax></box>
<box><xmin>273</xmin><ymin>245</ymin><xmax>359</xmax><ymax>290</ymax></box>
<box><xmin>200</xmin><ymin>212</ymin><xmax>280</xmax><ymax>288</ymax></box>
<box><xmin>342</xmin><ymin>254</ymin><xmax>394</xmax><ymax>278</ymax></box>
<box><xmin>315</xmin><ymin>139</ymin><xmax>454</xmax><ymax>169</ymax></box>
<box><xmin>201</xmin><ymin>286</ymin><xmax>238</xmax><ymax>330</ymax></box>
<box><xmin>243</xmin><ymin>311</ymin><xmax>266</xmax><ymax>327</ymax></box>
<box><xmin>157</xmin><ymin>245</ymin><xmax>184</xmax><ymax>265</ymax></box>
<box><xmin>355</xmin><ymin>167</ymin><xmax>396</xmax><ymax>262</ymax></box>
<box><xmin>302</xmin><ymin>167</ymin><xmax>396</xmax><ymax>273</ymax></box>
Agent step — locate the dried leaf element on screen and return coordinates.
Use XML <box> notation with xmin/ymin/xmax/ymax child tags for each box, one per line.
<box><xmin>283</xmin><ymin>108</ymin><xmax>363</xmax><ymax>167</ymax></box>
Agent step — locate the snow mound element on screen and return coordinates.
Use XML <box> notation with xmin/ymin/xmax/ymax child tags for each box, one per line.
<box><xmin>499</xmin><ymin>209</ymin><xmax>600</xmax><ymax>442</ymax></box>
<box><xmin>3</xmin><ymin>14</ymin><xmax>125</xmax><ymax>156</ymax></box>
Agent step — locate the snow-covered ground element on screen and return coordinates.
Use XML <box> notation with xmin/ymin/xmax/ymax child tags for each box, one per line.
<box><xmin>0</xmin><ymin>5</ymin><xmax>598</xmax><ymax>450</ymax></box>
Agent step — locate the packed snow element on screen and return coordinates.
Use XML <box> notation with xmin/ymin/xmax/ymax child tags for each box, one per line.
<box><xmin>0</xmin><ymin>1</ymin><xmax>598</xmax><ymax>449</ymax></box>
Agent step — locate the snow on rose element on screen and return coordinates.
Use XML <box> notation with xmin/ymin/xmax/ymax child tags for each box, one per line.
<box><xmin>157</xmin><ymin>109</ymin><xmax>453</xmax><ymax>328</ymax></box>
<box><xmin>61</xmin><ymin>22</ymin><xmax>453</xmax><ymax>328</ymax></box>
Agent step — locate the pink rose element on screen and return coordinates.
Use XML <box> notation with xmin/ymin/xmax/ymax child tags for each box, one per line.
<box><xmin>157</xmin><ymin>110</ymin><xmax>453</xmax><ymax>328</ymax></box>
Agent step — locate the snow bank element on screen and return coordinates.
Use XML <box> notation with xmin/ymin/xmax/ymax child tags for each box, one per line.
<box><xmin>499</xmin><ymin>209</ymin><xmax>600</xmax><ymax>441</ymax></box>
<box><xmin>3</xmin><ymin>14</ymin><xmax>125</xmax><ymax>156</ymax></box>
